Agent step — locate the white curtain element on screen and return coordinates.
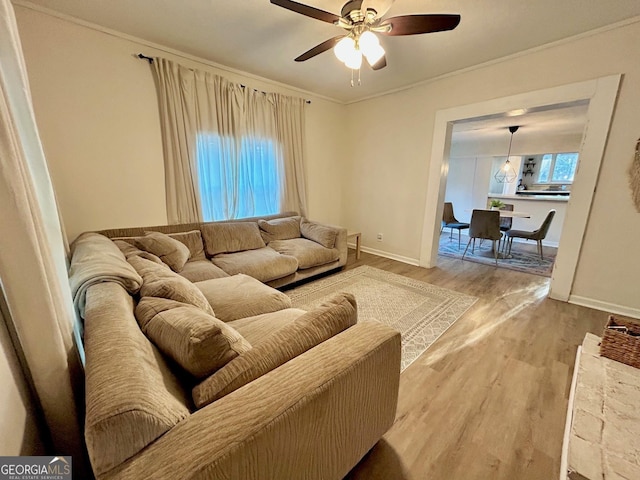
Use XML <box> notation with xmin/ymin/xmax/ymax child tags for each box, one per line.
<box><xmin>151</xmin><ymin>57</ymin><xmax>308</xmax><ymax>222</ymax></box>
<box><xmin>0</xmin><ymin>0</ymin><xmax>86</xmax><ymax>471</ymax></box>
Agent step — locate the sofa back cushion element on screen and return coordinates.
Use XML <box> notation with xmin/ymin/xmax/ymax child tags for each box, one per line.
<box><xmin>201</xmin><ymin>222</ymin><xmax>266</xmax><ymax>256</ymax></box>
<box><xmin>83</xmin><ymin>282</ymin><xmax>190</xmax><ymax>477</ymax></box>
<box><xmin>167</xmin><ymin>230</ymin><xmax>207</xmax><ymax>261</ymax></box>
<box><xmin>128</xmin><ymin>256</ymin><xmax>214</xmax><ymax>316</ymax></box>
<box><xmin>258</xmin><ymin>216</ymin><xmax>301</xmax><ymax>243</ymax></box>
<box><xmin>192</xmin><ymin>293</ymin><xmax>358</xmax><ymax>408</ymax></box>
<box><xmin>135</xmin><ymin>297</ymin><xmax>252</xmax><ymax>378</ymax></box>
<box><xmin>300</xmin><ymin>219</ymin><xmax>338</xmax><ymax>249</ymax></box>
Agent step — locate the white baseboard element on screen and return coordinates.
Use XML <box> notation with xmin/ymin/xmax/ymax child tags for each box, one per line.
<box><xmin>568</xmin><ymin>295</ymin><xmax>640</xmax><ymax>319</ymax></box>
<box><xmin>349</xmin><ymin>244</ymin><xmax>420</xmax><ymax>266</ymax></box>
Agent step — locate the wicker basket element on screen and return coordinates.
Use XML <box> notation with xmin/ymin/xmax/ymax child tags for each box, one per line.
<box><xmin>600</xmin><ymin>315</ymin><xmax>640</xmax><ymax>369</ymax></box>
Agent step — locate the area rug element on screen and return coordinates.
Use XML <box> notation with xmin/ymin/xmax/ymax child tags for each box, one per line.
<box><xmin>439</xmin><ymin>234</ymin><xmax>556</xmax><ymax>277</ymax></box>
<box><xmin>285</xmin><ymin>266</ymin><xmax>477</xmax><ymax>370</ymax></box>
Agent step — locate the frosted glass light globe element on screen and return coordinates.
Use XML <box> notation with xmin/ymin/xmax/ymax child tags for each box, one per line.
<box><xmin>359</xmin><ymin>31</ymin><xmax>379</xmax><ymax>53</ymax></box>
<box><xmin>344</xmin><ymin>49</ymin><xmax>363</xmax><ymax>69</ymax></box>
<box><xmin>334</xmin><ymin>37</ymin><xmax>356</xmax><ymax>63</ymax></box>
<box><xmin>364</xmin><ymin>43</ymin><xmax>385</xmax><ymax>66</ymax></box>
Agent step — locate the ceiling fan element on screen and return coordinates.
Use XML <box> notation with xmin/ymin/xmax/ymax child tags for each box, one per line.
<box><xmin>270</xmin><ymin>0</ymin><xmax>461</xmax><ymax>72</ymax></box>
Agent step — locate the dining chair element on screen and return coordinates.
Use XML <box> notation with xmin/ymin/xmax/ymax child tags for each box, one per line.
<box><xmin>498</xmin><ymin>204</ymin><xmax>514</xmax><ymax>252</ymax></box>
<box><xmin>462</xmin><ymin>209</ymin><xmax>502</xmax><ymax>266</ymax></box>
<box><xmin>504</xmin><ymin>209</ymin><xmax>556</xmax><ymax>262</ymax></box>
<box><xmin>441</xmin><ymin>202</ymin><xmax>469</xmax><ymax>250</ymax></box>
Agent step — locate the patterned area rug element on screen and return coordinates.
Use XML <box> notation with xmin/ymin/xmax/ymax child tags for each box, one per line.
<box><xmin>285</xmin><ymin>266</ymin><xmax>477</xmax><ymax>371</ymax></box>
<box><xmin>439</xmin><ymin>233</ymin><xmax>556</xmax><ymax>277</ymax></box>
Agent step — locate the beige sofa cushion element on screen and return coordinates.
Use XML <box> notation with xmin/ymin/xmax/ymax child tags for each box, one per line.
<box><xmin>83</xmin><ymin>283</ymin><xmax>190</xmax><ymax>477</ymax></box>
<box><xmin>201</xmin><ymin>222</ymin><xmax>266</xmax><ymax>256</ymax></box>
<box><xmin>128</xmin><ymin>256</ymin><xmax>214</xmax><ymax>316</ymax></box>
<box><xmin>135</xmin><ymin>297</ymin><xmax>251</xmax><ymax>378</ymax></box>
<box><xmin>268</xmin><ymin>238</ymin><xmax>340</xmax><ymax>269</ymax></box>
<box><xmin>212</xmin><ymin>247</ymin><xmax>298</xmax><ymax>283</ymax></box>
<box><xmin>258</xmin><ymin>216</ymin><xmax>301</xmax><ymax>243</ymax></box>
<box><xmin>133</xmin><ymin>231</ymin><xmax>191</xmax><ymax>272</ymax></box>
<box><xmin>300</xmin><ymin>219</ymin><xmax>338</xmax><ymax>249</ymax></box>
<box><xmin>227</xmin><ymin>308</ymin><xmax>307</xmax><ymax>345</ymax></box>
<box><xmin>192</xmin><ymin>293</ymin><xmax>358</xmax><ymax>408</ymax></box>
<box><xmin>178</xmin><ymin>260</ymin><xmax>229</xmax><ymax>283</ymax></box>
<box><xmin>196</xmin><ymin>274</ymin><xmax>292</xmax><ymax>322</ymax></box>
<box><xmin>167</xmin><ymin>230</ymin><xmax>207</xmax><ymax>261</ymax></box>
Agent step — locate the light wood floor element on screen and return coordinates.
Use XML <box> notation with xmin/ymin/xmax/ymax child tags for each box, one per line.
<box><xmin>341</xmin><ymin>249</ymin><xmax>610</xmax><ymax>480</ymax></box>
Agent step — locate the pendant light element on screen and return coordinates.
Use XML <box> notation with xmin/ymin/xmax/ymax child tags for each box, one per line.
<box><xmin>495</xmin><ymin>126</ymin><xmax>519</xmax><ymax>183</ymax></box>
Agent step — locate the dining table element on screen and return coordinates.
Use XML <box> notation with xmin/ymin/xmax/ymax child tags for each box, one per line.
<box><xmin>492</xmin><ymin>209</ymin><xmax>530</xmax><ymax>219</ymax></box>
<box><xmin>466</xmin><ymin>209</ymin><xmax>531</xmax><ymax>219</ymax></box>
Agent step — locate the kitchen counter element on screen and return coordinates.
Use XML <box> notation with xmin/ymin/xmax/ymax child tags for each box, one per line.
<box><xmin>490</xmin><ymin>193</ymin><xmax>569</xmax><ymax>202</ymax></box>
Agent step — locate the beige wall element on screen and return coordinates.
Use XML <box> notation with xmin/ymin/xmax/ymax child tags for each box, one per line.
<box><xmin>15</xmin><ymin>6</ymin><xmax>347</xmax><ymax>240</ymax></box>
<box><xmin>0</xmin><ymin>309</ymin><xmax>45</xmax><ymax>455</ymax></box>
<box><xmin>344</xmin><ymin>20</ymin><xmax>640</xmax><ymax>312</ymax></box>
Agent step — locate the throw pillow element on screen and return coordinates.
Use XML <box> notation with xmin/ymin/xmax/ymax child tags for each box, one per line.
<box><xmin>201</xmin><ymin>222</ymin><xmax>266</xmax><ymax>256</ymax></box>
<box><xmin>136</xmin><ymin>297</ymin><xmax>251</xmax><ymax>378</ymax></box>
<box><xmin>258</xmin><ymin>216</ymin><xmax>301</xmax><ymax>243</ymax></box>
<box><xmin>300</xmin><ymin>219</ymin><xmax>338</xmax><ymax>249</ymax></box>
<box><xmin>133</xmin><ymin>231</ymin><xmax>191</xmax><ymax>272</ymax></box>
<box><xmin>113</xmin><ymin>239</ymin><xmax>165</xmax><ymax>265</ymax></box>
<box><xmin>192</xmin><ymin>292</ymin><xmax>357</xmax><ymax>408</ymax></box>
<box><xmin>128</xmin><ymin>255</ymin><xmax>215</xmax><ymax>316</ymax></box>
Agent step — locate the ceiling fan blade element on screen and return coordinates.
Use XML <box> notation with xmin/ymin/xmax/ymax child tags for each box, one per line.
<box><xmin>270</xmin><ymin>0</ymin><xmax>340</xmax><ymax>24</ymax></box>
<box><xmin>369</xmin><ymin>54</ymin><xmax>387</xmax><ymax>70</ymax></box>
<box><xmin>341</xmin><ymin>0</ymin><xmax>363</xmax><ymax>18</ymax></box>
<box><xmin>382</xmin><ymin>14</ymin><xmax>461</xmax><ymax>36</ymax></box>
<box><xmin>361</xmin><ymin>0</ymin><xmax>395</xmax><ymax>17</ymax></box>
<box><xmin>295</xmin><ymin>36</ymin><xmax>345</xmax><ymax>62</ymax></box>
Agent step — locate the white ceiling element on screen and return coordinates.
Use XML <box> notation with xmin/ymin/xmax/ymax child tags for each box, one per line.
<box><xmin>16</xmin><ymin>0</ymin><xmax>640</xmax><ymax>102</ymax></box>
<box><xmin>452</xmin><ymin>101</ymin><xmax>589</xmax><ymax>142</ymax></box>
<box><xmin>450</xmin><ymin>101</ymin><xmax>589</xmax><ymax>157</ymax></box>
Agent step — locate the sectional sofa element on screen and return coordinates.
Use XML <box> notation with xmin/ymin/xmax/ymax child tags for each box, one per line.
<box><xmin>69</xmin><ymin>212</ymin><xmax>402</xmax><ymax>480</ymax></box>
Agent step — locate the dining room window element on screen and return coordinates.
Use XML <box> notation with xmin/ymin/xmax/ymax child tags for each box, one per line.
<box><xmin>538</xmin><ymin>152</ymin><xmax>579</xmax><ymax>183</ymax></box>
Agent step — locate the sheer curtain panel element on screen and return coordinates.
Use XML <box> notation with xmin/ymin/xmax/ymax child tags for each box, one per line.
<box><xmin>151</xmin><ymin>57</ymin><xmax>308</xmax><ymax>222</ymax></box>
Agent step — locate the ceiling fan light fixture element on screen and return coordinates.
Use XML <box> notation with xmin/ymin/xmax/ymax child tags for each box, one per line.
<box><xmin>270</xmin><ymin>0</ymin><xmax>461</xmax><ymax>83</ymax></box>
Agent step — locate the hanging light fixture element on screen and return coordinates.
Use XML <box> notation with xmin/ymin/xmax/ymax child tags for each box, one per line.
<box><xmin>495</xmin><ymin>126</ymin><xmax>519</xmax><ymax>183</ymax></box>
<box><xmin>333</xmin><ymin>28</ymin><xmax>386</xmax><ymax>86</ymax></box>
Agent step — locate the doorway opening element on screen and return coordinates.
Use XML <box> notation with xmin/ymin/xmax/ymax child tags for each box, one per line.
<box><xmin>419</xmin><ymin>75</ymin><xmax>621</xmax><ymax>301</ymax></box>
<box><xmin>438</xmin><ymin>101</ymin><xmax>589</xmax><ymax>277</ymax></box>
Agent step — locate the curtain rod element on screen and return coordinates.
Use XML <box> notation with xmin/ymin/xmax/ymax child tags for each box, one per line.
<box><xmin>136</xmin><ymin>54</ymin><xmax>311</xmax><ymax>104</ymax></box>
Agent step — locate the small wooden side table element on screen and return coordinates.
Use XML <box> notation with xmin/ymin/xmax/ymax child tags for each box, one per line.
<box><xmin>347</xmin><ymin>231</ymin><xmax>361</xmax><ymax>260</ymax></box>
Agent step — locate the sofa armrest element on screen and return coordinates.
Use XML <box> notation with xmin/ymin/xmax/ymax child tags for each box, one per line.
<box><xmin>102</xmin><ymin>322</ymin><xmax>401</xmax><ymax>480</ymax></box>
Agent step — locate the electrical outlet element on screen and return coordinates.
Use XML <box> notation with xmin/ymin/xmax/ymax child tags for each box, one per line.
<box><xmin>376</xmin><ymin>233</ymin><xmax>383</xmax><ymax>241</ymax></box>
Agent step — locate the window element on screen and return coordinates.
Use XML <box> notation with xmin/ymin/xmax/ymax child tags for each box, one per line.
<box><xmin>538</xmin><ymin>152</ymin><xmax>579</xmax><ymax>183</ymax></box>
<box><xmin>196</xmin><ymin>133</ymin><xmax>281</xmax><ymax>221</ymax></box>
